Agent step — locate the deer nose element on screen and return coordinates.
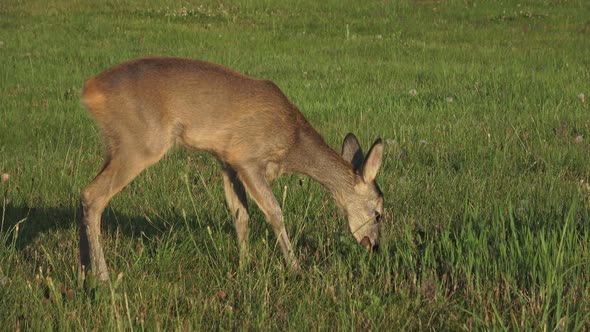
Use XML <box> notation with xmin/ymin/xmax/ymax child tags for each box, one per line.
<box><xmin>360</xmin><ymin>236</ymin><xmax>379</xmax><ymax>252</ymax></box>
<box><xmin>360</xmin><ymin>236</ymin><xmax>371</xmax><ymax>248</ymax></box>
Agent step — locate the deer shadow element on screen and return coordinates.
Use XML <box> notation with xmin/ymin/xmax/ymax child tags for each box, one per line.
<box><xmin>0</xmin><ymin>203</ymin><xmax>238</xmax><ymax>254</ymax></box>
<box><xmin>1</xmin><ymin>194</ymin><xmax>345</xmax><ymax>274</ymax></box>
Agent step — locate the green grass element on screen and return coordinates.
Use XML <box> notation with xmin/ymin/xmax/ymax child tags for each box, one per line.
<box><xmin>1</xmin><ymin>0</ymin><xmax>590</xmax><ymax>330</ymax></box>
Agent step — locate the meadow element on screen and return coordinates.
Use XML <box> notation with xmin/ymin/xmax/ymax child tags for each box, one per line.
<box><xmin>1</xmin><ymin>0</ymin><xmax>589</xmax><ymax>330</ymax></box>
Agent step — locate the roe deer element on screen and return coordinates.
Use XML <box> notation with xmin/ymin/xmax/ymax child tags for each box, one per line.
<box><xmin>80</xmin><ymin>57</ymin><xmax>384</xmax><ymax>282</ymax></box>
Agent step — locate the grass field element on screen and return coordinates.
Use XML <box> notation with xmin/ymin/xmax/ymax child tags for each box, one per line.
<box><xmin>1</xmin><ymin>0</ymin><xmax>590</xmax><ymax>330</ymax></box>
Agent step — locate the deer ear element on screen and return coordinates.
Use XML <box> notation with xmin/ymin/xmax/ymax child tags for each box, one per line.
<box><xmin>361</xmin><ymin>138</ymin><xmax>383</xmax><ymax>182</ymax></box>
<box><xmin>342</xmin><ymin>133</ymin><xmax>364</xmax><ymax>171</ymax></box>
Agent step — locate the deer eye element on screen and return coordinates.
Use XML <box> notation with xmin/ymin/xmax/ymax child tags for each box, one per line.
<box><xmin>374</xmin><ymin>211</ymin><xmax>382</xmax><ymax>223</ymax></box>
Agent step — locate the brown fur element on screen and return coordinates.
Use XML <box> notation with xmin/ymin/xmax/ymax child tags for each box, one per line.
<box><xmin>79</xmin><ymin>57</ymin><xmax>384</xmax><ymax>282</ymax></box>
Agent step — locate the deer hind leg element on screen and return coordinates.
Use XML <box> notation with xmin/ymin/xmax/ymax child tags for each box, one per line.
<box><xmin>237</xmin><ymin>166</ymin><xmax>301</xmax><ymax>273</ymax></box>
<box><xmin>220</xmin><ymin>164</ymin><xmax>250</xmax><ymax>267</ymax></box>
<box><xmin>79</xmin><ymin>141</ymin><xmax>169</xmax><ymax>283</ymax></box>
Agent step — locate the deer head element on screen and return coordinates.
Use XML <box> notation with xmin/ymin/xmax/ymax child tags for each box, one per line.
<box><xmin>341</xmin><ymin>133</ymin><xmax>384</xmax><ymax>251</ymax></box>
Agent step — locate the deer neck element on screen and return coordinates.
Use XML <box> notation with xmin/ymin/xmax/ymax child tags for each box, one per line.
<box><xmin>287</xmin><ymin>128</ymin><xmax>356</xmax><ymax>208</ymax></box>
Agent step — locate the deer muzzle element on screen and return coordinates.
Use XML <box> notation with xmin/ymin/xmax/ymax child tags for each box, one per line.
<box><xmin>360</xmin><ymin>236</ymin><xmax>380</xmax><ymax>252</ymax></box>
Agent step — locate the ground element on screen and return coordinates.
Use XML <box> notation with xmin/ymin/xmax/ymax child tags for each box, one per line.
<box><xmin>1</xmin><ymin>0</ymin><xmax>589</xmax><ymax>330</ymax></box>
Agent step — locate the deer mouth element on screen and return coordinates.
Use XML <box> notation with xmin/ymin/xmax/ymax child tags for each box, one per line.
<box><xmin>360</xmin><ymin>236</ymin><xmax>380</xmax><ymax>252</ymax></box>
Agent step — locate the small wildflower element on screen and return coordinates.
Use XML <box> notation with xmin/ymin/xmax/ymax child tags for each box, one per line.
<box><xmin>445</xmin><ymin>96</ymin><xmax>454</xmax><ymax>103</ymax></box>
<box><xmin>578</xmin><ymin>93</ymin><xmax>586</xmax><ymax>104</ymax></box>
<box><xmin>409</xmin><ymin>89</ymin><xmax>418</xmax><ymax>96</ymax></box>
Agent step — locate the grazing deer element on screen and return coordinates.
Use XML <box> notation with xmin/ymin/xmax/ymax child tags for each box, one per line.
<box><xmin>79</xmin><ymin>57</ymin><xmax>384</xmax><ymax>282</ymax></box>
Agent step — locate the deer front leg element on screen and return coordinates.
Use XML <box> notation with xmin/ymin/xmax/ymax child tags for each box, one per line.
<box><xmin>237</xmin><ymin>166</ymin><xmax>302</xmax><ymax>274</ymax></box>
<box><xmin>220</xmin><ymin>165</ymin><xmax>250</xmax><ymax>267</ymax></box>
